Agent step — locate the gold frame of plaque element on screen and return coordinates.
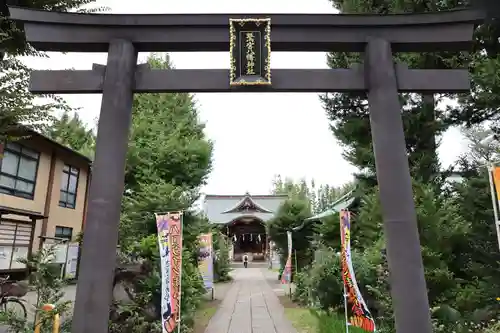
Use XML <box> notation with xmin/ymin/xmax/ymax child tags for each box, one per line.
<box><xmin>229</xmin><ymin>18</ymin><xmax>271</xmax><ymax>86</ymax></box>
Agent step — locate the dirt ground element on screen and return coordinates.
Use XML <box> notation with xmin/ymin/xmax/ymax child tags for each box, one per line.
<box><xmin>193</xmin><ymin>299</ymin><xmax>222</xmax><ymax>333</ymax></box>
<box><xmin>278</xmin><ymin>295</ymin><xmax>301</xmax><ymax>308</ymax></box>
<box><xmin>193</xmin><ymin>280</ymin><xmax>233</xmax><ymax>333</ymax></box>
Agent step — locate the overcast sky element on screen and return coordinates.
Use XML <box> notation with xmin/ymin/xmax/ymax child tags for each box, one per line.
<box><xmin>22</xmin><ymin>0</ymin><xmax>468</xmax><ymax>196</ymax></box>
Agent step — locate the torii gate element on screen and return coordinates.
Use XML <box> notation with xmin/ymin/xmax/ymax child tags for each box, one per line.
<box><xmin>8</xmin><ymin>6</ymin><xmax>483</xmax><ymax>333</ymax></box>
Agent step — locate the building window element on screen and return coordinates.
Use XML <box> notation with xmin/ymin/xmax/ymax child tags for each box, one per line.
<box><xmin>59</xmin><ymin>165</ymin><xmax>79</xmax><ymax>209</ymax></box>
<box><xmin>55</xmin><ymin>226</ymin><xmax>73</xmax><ymax>241</ymax></box>
<box><xmin>0</xmin><ymin>142</ymin><xmax>40</xmax><ymax>199</ymax></box>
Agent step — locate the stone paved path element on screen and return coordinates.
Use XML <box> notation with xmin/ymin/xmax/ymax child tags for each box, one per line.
<box><xmin>204</xmin><ymin>268</ymin><xmax>297</xmax><ymax>333</ymax></box>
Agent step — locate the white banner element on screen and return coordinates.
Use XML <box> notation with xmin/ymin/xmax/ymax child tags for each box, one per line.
<box><xmin>281</xmin><ymin>231</ymin><xmax>293</xmax><ymax>284</ymax></box>
<box><xmin>65</xmin><ymin>243</ymin><xmax>79</xmax><ymax>279</ymax></box>
<box><xmin>287</xmin><ymin>231</ymin><xmax>292</xmax><ymax>257</ymax></box>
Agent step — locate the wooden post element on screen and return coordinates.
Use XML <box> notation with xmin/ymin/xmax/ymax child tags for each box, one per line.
<box><xmin>9</xmin><ymin>223</ymin><xmax>18</xmax><ymax>270</ymax></box>
<box><xmin>365</xmin><ymin>37</ymin><xmax>432</xmax><ymax>333</ymax></box>
<box><xmin>71</xmin><ymin>39</ymin><xmax>137</xmax><ymax>333</ymax></box>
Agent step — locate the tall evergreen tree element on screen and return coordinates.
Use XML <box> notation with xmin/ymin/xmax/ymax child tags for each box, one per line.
<box><xmin>323</xmin><ymin>0</ymin><xmax>500</xmax><ymax>185</ymax></box>
<box><xmin>43</xmin><ymin>111</ymin><xmax>96</xmax><ymax>158</ymax></box>
<box><xmin>271</xmin><ymin>175</ymin><xmax>313</xmax><ymax>202</ymax></box>
<box><xmin>271</xmin><ymin>175</ymin><xmax>353</xmax><ymax>213</ymax></box>
<box><xmin>461</xmin><ymin>124</ymin><xmax>500</xmax><ymax>165</ymax></box>
<box><xmin>120</xmin><ymin>53</ymin><xmax>213</xmax><ymax>243</ymax></box>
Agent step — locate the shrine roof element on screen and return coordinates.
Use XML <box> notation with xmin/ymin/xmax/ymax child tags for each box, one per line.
<box><xmin>203</xmin><ymin>193</ymin><xmax>287</xmax><ymax>224</ymax></box>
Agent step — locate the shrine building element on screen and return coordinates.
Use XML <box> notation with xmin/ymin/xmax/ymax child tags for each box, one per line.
<box><xmin>203</xmin><ymin>192</ymin><xmax>286</xmax><ymax>262</ymax></box>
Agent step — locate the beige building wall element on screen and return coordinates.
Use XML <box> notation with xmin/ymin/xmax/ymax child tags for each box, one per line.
<box><xmin>45</xmin><ymin>158</ymin><xmax>89</xmax><ymax>243</ymax></box>
<box><xmin>0</xmin><ymin>135</ymin><xmax>90</xmax><ymax>256</ymax></box>
<box><xmin>0</xmin><ymin>140</ymin><xmax>52</xmax><ymax>250</ymax></box>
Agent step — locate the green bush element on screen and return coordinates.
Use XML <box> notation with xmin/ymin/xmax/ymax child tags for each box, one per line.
<box><xmin>429</xmin><ymin>304</ymin><xmax>500</xmax><ymax>333</ymax></box>
<box><xmin>292</xmin><ymin>269</ymin><xmax>311</xmax><ymax>306</ymax></box>
<box><xmin>267</xmin><ymin>198</ymin><xmax>314</xmax><ymax>273</ymax></box>
<box><xmin>295</xmin><ymin>242</ymin><xmax>392</xmax><ymax>325</ymax></box>
<box><xmin>309</xmin><ymin>248</ymin><xmax>343</xmax><ymax>312</ymax></box>
<box><xmin>292</xmin><ymin>246</ymin><xmax>344</xmax><ymax>311</ymax></box>
<box><xmin>0</xmin><ymin>245</ymin><xmax>73</xmax><ymax>333</ymax></box>
<box><xmin>212</xmin><ymin>231</ymin><xmax>232</xmax><ymax>282</ymax></box>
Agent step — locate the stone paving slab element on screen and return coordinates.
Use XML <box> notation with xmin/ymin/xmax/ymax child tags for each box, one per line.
<box><xmin>204</xmin><ymin>268</ymin><xmax>297</xmax><ymax>333</ymax></box>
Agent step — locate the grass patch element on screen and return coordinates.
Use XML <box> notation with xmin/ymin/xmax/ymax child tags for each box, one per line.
<box><xmin>279</xmin><ymin>296</ymin><xmax>366</xmax><ymax>333</ymax></box>
<box><xmin>280</xmin><ymin>295</ymin><xmax>317</xmax><ymax>333</ymax></box>
<box><xmin>284</xmin><ymin>307</ymin><xmax>366</xmax><ymax>333</ymax></box>
<box><xmin>193</xmin><ymin>299</ymin><xmax>220</xmax><ymax>333</ymax></box>
<box><xmin>284</xmin><ymin>308</ymin><xmax>318</xmax><ymax>333</ymax></box>
<box><xmin>313</xmin><ymin>310</ymin><xmax>348</xmax><ymax>333</ymax></box>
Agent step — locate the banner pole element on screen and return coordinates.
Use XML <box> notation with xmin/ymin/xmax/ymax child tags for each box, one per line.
<box><xmin>487</xmin><ymin>165</ymin><xmax>500</xmax><ymax>251</ymax></box>
<box><xmin>177</xmin><ymin>212</ymin><xmax>184</xmax><ymax>333</ymax></box>
<box><xmin>212</xmin><ymin>234</ymin><xmax>215</xmax><ymax>300</ymax></box>
<box><xmin>343</xmin><ymin>284</ymin><xmax>350</xmax><ymax>333</ymax></box>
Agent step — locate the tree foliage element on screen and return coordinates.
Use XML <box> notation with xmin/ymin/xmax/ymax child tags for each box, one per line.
<box><xmin>267</xmin><ymin>198</ymin><xmax>314</xmax><ymax>271</ymax></box>
<box><xmin>124</xmin><ymin>54</ymin><xmax>212</xmax><ymax>195</ymax></box>
<box><xmin>212</xmin><ymin>231</ymin><xmax>232</xmax><ymax>282</ymax></box>
<box><xmin>271</xmin><ymin>175</ymin><xmax>354</xmax><ymax>214</ymax></box>
<box><xmin>0</xmin><ymin>0</ymin><xmax>104</xmax><ymax>140</ymax></box>
<box><xmin>322</xmin><ymin>0</ymin><xmax>500</xmax><ymax>186</ymax></box>
<box><xmin>271</xmin><ymin>175</ymin><xmax>313</xmax><ymax>202</ymax></box>
<box><xmin>1</xmin><ymin>0</ymin><xmax>103</xmax><ymax>58</ymax></box>
<box><xmin>460</xmin><ymin>124</ymin><xmax>500</xmax><ymax>166</ymax></box>
<box><xmin>0</xmin><ymin>56</ymin><xmax>63</xmax><ymax>140</ymax></box>
<box><xmin>43</xmin><ymin>111</ymin><xmax>96</xmax><ymax>159</ymax></box>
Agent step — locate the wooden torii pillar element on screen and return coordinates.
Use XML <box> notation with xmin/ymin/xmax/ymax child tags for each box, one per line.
<box><xmin>8</xmin><ymin>7</ymin><xmax>483</xmax><ymax>333</ymax></box>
